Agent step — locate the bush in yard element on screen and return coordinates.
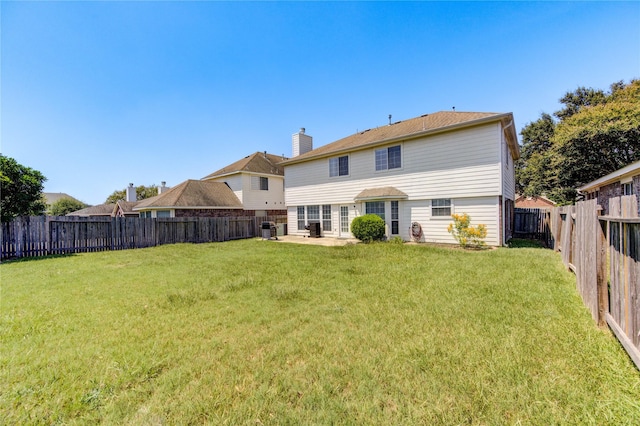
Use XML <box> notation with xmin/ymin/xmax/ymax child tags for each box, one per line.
<box><xmin>351</xmin><ymin>214</ymin><xmax>385</xmax><ymax>243</ymax></box>
<box><xmin>447</xmin><ymin>213</ymin><xmax>487</xmax><ymax>248</ymax></box>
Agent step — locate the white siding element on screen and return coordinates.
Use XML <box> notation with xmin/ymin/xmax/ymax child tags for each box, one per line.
<box><xmin>403</xmin><ymin>197</ymin><xmax>499</xmax><ymax>245</ymax></box>
<box><xmin>242</xmin><ymin>175</ymin><xmax>285</xmax><ymax>211</ymax></box>
<box><xmin>285</xmin><ymin>123</ymin><xmax>506</xmax><ymax>245</ymax></box>
<box><xmin>285</xmin><ymin>124</ymin><xmax>502</xmax><ymax>206</ymax></box>
<box><xmin>501</xmin><ymin>127</ymin><xmax>516</xmax><ymax>200</ymax></box>
<box><xmin>206</xmin><ymin>173</ymin><xmax>285</xmax><ymax>211</ymax></box>
<box><xmin>206</xmin><ymin>175</ymin><xmax>243</xmax><ymax>204</ymax></box>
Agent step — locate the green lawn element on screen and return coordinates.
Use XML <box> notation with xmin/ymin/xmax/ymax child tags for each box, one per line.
<box><xmin>2</xmin><ymin>240</ymin><xmax>639</xmax><ymax>424</ymax></box>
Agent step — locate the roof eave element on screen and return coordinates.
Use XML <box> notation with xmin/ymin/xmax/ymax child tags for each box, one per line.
<box><xmin>578</xmin><ymin>160</ymin><xmax>640</xmax><ymax>192</ymax></box>
<box><xmin>133</xmin><ymin>206</ymin><xmax>244</xmax><ymax>211</ymax></box>
<box><xmin>354</xmin><ymin>195</ymin><xmax>409</xmax><ymax>202</ymax></box>
<box><xmin>282</xmin><ymin>113</ymin><xmax>514</xmax><ymax>166</ymax></box>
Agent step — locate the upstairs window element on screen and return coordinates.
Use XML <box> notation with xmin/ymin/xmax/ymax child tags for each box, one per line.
<box><xmin>329</xmin><ymin>155</ymin><xmax>349</xmax><ymax>177</ymax></box>
<box><xmin>375</xmin><ymin>145</ymin><xmax>401</xmax><ymax>171</ymax></box>
<box><xmin>623</xmin><ymin>182</ymin><xmax>634</xmax><ymax>196</ymax></box>
<box><xmin>251</xmin><ymin>176</ymin><xmax>269</xmax><ymax>190</ymax></box>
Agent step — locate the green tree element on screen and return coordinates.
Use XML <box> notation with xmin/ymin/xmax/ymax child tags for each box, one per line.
<box><xmin>516</xmin><ymin>79</ymin><xmax>640</xmax><ymax>205</ymax></box>
<box><xmin>49</xmin><ymin>198</ymin><xmax>88</xmax><ymax>216</ymax></box>
<box><xmin>551</xmin><ymin>80</ymin><xmax>640</xmax><ymax>203</ymax></box>
<box><xmin>105</xmin><ymin>184</ymin><xmax>158</xmax><ymax>204</ymax></box>
<box><xmin>0</xmin><ymin>155</ymin><xmax>47</xmax><ymax>222</ymax></box>
<box><xmin>554</xmin><ymin>86</ymin><xmax>608</xmax><ymax>121</ymax></box>
<box><xmin>515</xmin><ymin>113</ymin><xmax>556</xmax><ymax>196</ymax></box>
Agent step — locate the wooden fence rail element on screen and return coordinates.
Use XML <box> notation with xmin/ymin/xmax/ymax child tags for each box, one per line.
<box><xmin>550</xmin><ymin>196</ymin><xmax>639</xmax><ymax>370</ymax></box>
<box><xmin>1</xmin><ymin>215</ymin><xmax>287</xmax><ymax>260</ymax></box>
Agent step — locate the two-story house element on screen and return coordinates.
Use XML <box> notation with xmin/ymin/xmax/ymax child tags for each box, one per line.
<box><xmin>202</xmin><ymin>151</ymin><xmax>287</xmax><ymax>216</ymax></box>
<box><xmin>281</xmin><ymin>111</ymin><xmax>520</xmax><ymax>246</ymax></box>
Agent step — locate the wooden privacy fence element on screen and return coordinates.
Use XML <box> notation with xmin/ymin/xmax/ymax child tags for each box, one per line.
<box><xmin>1</xmin><ymin>215</ymin><xmax>287</xmax><ymax>260</ymax></box>
<box><xmin>514</xmin><ymin>208</ymin><xmax>553</xmax><ymax>247</ymax></box>
<box><xmin>551</xmin><ymin>196</ymin><xmax>639</xmax><ymax>370</ymax></box>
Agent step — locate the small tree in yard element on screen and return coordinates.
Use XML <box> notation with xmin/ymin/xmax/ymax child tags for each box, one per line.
<box><xmin>0</xmin><ymin>155</ymin><xmax>47</xmax><ymax>222</ymax></box>
<box><xmin>447</xmin><ymin>213</ymin><xmax>487</xmax><ymax>249</ymax></box>
<box><xmin>351</xmin><ymin>214</ymin><xmax>386</xmax><ymax>243</ymax></box>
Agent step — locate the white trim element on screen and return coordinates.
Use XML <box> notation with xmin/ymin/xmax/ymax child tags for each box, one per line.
<box><xmin>578</xmin><ymin>160</ymin><xmax>640</xmax><ymax>192</ymax></box>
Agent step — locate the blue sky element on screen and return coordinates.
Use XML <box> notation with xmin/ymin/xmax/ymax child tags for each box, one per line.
<box><xmin>2</xmin><ymin>1</ymin><xmax>639</xmax><ymax>206</ymax></box>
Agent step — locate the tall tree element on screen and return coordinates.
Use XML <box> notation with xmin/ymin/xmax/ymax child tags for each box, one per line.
<box><xmin>551</xmin><ymin>80</ymin><xmax>640</xmax><ymax>202</ymax></box>
<box><xmin>516</xmin><ymin>113</ymin><xmax>556</xmax><ymax>196</ymax></box>
<box><xmin>554</xmin><ymin>86</ymin><xmax>608</xmax><ymax>121</ymax></box>
<box><xmin>516</xmin><ymin>79</ymin><xmax>640</xmax><ymax>205</ymax></box>
<box><xmin>105</xmin><ymin>184</ymin><xmax>158</xmax><ymax>204</ymax></box>
<box><xmin>0</xmin><ymin>155</ymin><xmax>47</xmax><ymax>222</ymax></box>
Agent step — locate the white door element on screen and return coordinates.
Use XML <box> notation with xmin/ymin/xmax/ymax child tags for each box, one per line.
<box><xmin>339</xmin><ymin>206</ymin><xmax>350</xmax><ymax>237</ymax></box>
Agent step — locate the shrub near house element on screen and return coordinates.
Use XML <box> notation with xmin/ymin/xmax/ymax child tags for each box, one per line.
<box><xmin>351</xmin><ymin>214</ymin><xmax>386</xmax><ymax>243</ymax></box>
<box><xmin>447</xmin><ymin>213</ymin><xmax>487</xmax><ymax>248</ymax></box>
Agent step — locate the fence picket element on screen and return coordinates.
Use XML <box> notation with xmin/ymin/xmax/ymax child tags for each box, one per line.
<box><xmin>546</xmin><ymin>196</ymin><xmax>639</xmax><ymax>370</ymax></box>
<box><xmin>2</xmin><ymin>215</ymin><xmax>287</xmax><ymax>261</ymax></box>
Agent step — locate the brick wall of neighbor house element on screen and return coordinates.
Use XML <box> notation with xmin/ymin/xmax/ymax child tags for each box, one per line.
<box><xmin>265</xmin><ymin>209</ymin><xmax>287</xmax><ymax>216</ymax></box>
<box><xmin>635</xmin><ymin>175</ymin><xmax>640</xmax><ymax>215</ymax></box>
<box><xmin>174</xmin><ymin>209</ymin><xmax>256</xmax><ymax>218</ymax></box>
<box><xmin>598</xmin><ymin>182</ymin><xmax>622</xmax><ymax>215</ymax></box>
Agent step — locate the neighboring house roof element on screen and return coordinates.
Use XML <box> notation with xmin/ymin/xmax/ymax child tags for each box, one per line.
<box><xmin>133</xmin><ymin>180</ymin><xmax>243</xmax><ymax>210</ymax></box>
<box><xmin>355</xmin><ymin>187</ymin><xmax>408</xmax><ymax>201</ymax></box>
<box><xmin>202</xmin><ymin>151</ymin><xmax>288</xmax><ymax>180</ymax></box>
<box><xmin>67</xmin><ymin>204</ymin><xmax>116</xmax><ymax>217</ymax></box>
<box><xmin>515</xmin><ymin>194</ymin><xmax>556</xmax><ymax>208</ymax></box>
<box><xmin>114</xmin><ymin>200</ymin><xmax>140</xmax><ymax>217</ymax></box>
<box><xmin>577</xmin><ymin>160</ymin><xmax>640</xmax><ymax>192</ymax></box>
<box><xmin>43</xmin><ymin>192</ymin><xmax>82</xmax><ymax>205</ymax></box>
<box><xmin>281</xmin><ymin>111</ymin><xmax>519</xmax><ymax>165</ymax></box>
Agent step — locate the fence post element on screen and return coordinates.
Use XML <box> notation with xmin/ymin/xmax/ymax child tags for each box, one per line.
<box><xmin>597</xmin><ymin>217</ymin><xmax>608</xmax><ymax>327</ymax></box>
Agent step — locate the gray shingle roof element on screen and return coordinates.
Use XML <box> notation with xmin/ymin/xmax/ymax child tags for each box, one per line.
<box><xmin>133</xmin><ymin>180</ymin><xmax>243</xmax><ymax>210</ymax></box>
<box><xmin>66</xmin><ymin>204</ymin><xmax>116</xmax><ymax>216</ymax></box>
<box><xmin>43</xmin><ymin>192</ymin><xmax>82</xmax><ymax>205</ymax></box>
<box><xmin>282</xmin><ymin>111</ymin><xmax>517</xmax><ymax>164</ymax></box>
<box><xmin>203</xmin><ymin>152</ymin><xmax>288</xmax><ymax>180</ymax></box>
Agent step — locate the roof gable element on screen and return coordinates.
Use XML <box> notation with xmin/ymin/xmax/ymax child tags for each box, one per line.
<box><xmin>203</xmin><ymin>152</ymin><xmax>288</xmax><ymax>180</ymax></box>
<box><xmin>115</xmin><ymin>200</ymin><xmax>139</xmax><ymax>214</ymax></box>
<box><xmin>133</xmin><ymin>180</ymin><xmax>243</xmax><ymax>210</ymax></box>
<box><xmin>282</xmin><ymin>111</ymin><xmax>517</xmax><ymax>164</ymax></box>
